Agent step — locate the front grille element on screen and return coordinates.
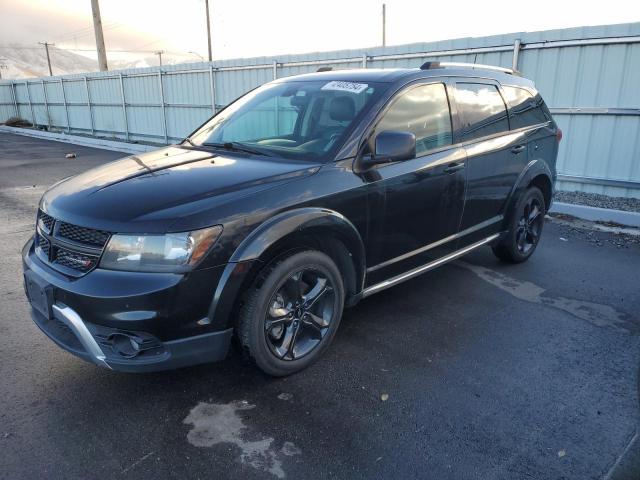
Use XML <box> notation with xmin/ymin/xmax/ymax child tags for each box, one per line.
<box><xmin>54</xmin><ymin>248</ymin><xmax>99</xmax><ymax>272</ymax></box>
<box><xmin>58</xmin><ymin>222</ymin><xmax>110</xmax><ymax>248</ymax></box>
<box><xmin>35</xmin><ymin>210</ymin><xmax>111</xmax><ymax>275</ymax></box>
<box><xmin>36</xmin><ymin>233</ymin><xmax>51</xmax><ymax>258</ymax></box>
<box><xmin>38</xmin><ymin>211</ymin><xmax>55</xmax><ymax>233</ymax></box>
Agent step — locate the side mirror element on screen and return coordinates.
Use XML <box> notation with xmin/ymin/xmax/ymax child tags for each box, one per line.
<box><xmin>364</xmin><ymin>131</ymin><xmax>416</xmax><ymax>167</ymax></box>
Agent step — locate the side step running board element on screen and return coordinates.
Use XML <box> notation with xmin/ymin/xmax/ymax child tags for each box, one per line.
<box><xmin>361</xmin><ymin>233</ymin><xmax>500</xmax><ymax>298</ymax></box>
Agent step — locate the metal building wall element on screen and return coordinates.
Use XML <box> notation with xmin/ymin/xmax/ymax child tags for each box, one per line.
<box><xmin>1</xmin><ymin>22</ymin><xmax>639</xmax><ymax>197</ymax></box>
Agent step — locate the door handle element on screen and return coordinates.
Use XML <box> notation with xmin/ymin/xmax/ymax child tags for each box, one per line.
<box><xmin>443</xmin><ymin>162</ymin><xmax>465</xmax><ymax>174</ymax></box>
<box><xmin>511</xmin><ymin>145</ymin><xmax>526</xmax><ymax>154</ymax></box>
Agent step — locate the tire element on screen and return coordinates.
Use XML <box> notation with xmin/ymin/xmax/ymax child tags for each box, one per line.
<box><xmin>237</xmin><ymin>250</ymin><xmax>345</xmax><ymax>376</ymax></box>
<box><xmin>492</xmin><ymin>186</ymin><xmax>546</xmax><ymax>263</ymax></box>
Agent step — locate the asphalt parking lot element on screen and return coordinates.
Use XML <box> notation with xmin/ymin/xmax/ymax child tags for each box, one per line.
<box><xmin>1</xmin><ymin>131</ymin><xmax>639</xmax><ymax>480</ymax></box>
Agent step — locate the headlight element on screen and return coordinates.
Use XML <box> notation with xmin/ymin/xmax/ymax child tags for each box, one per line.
<box><xmin>99</xmin><ymin>225</ymin><xmax>223</xmax><ymax>272</ymax></box>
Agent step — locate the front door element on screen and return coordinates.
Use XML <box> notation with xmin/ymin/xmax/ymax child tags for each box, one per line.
<box><xmin>362</xmin><ymin>82</ymin><xmax>466</xmax><ymax>284</ymax></box>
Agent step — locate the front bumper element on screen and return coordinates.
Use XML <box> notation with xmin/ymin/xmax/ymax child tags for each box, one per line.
<box><xmin>22</xmin><ymin>237</ymin><xmax>234</xmax><ymax>372</ymax></box>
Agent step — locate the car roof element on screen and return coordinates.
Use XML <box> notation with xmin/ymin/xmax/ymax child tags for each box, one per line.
<box><xmin>273</xmin><ymin>67</ymin><xmax>535</xmax><ymax>89</ymax></box>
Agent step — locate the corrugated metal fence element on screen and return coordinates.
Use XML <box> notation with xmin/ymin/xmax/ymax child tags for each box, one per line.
<box><xmin>1</xmin><ymin>23</ymin><xmax>639</xmax><ymax>197</ymax></box>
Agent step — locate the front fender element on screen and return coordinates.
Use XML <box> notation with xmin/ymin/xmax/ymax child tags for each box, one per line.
<box><xmin>207</xmin><ymin>208</ymin><xmax>366</xmax><ymax>329</ymax></box>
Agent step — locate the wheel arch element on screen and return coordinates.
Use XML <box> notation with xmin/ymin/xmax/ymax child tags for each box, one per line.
<box><xmin>528</xmin><ymin>173</ymin><xmax>553</xmax><ymax>210</ymax></box>
<box><xmin>207</xmin><ymin>208</ymin><xmax>366</xmax><ymax>330</ymax></box>
<box><xmin>501</xmin><ymin>159</ymin><xmax>554</xmax><ymax>229</ymax></box>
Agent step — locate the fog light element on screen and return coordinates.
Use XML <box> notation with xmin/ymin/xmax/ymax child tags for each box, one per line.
<box><xmin>110</xmin><ymin>333</ymin><xmax>142</xmax><ymax>358</ymax></box>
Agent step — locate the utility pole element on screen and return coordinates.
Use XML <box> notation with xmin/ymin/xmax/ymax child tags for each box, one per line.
<box><xmin>91</xmin><ymin>0</ymin><xmax>109</xmax><ymax>71</ymax></box>
<box><xmin>0</xmin><ymin>59</ymin><xmax>7</xmax><ymax>80</ymax></box>
<box><xmin>205</xmin><ymin>0</ymin><xmax>213</xmax><ymax>62</ymax></box>
<box><xmin>382</xmin><ymin>3</ymin><xmax>386</xmax><ymax>47</ymax></box>
<box><xmin>155</xmin><ymin>50</ymin><xmax>164</xmax><ymax>66</ymax></box>
<box><xmin>38</xmin><ymin>42</ymin><xmax>54</xmax><ymax>76</ymax></box>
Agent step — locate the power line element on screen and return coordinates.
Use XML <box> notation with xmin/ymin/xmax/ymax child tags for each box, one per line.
<box><xmin>58</xmin><ymin>24</ymin><xmax>126</xmax><ymax>46</ymax></box>
<box><xmin>55</xmin><ymin>47</ymin><xmax>160</xmax><ymax>54</ymax></box>
<box><xmin>52</xmin><ymin>20</ymin><xmax>122</xmax><ymax>42</ymax></box>
<box><xmin>129</xmin><ymin>38</ymin><xmax>165</xmax><ymax>51</ymax></box>
<box><xmin>0</xmin><ymin>45</ymin><xmax>163</xmax><ymax>54</ymax></box>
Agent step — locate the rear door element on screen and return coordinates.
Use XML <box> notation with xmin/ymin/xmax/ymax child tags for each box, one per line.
<box><xmin>501</xmin><ymin>85</ymin><xmax>557</xmax><ymax>182</ymax></box>
<box><xmin>453</xmin><ymin>80</ymin><xmax>527</xmax><ymax>245</ymax></box>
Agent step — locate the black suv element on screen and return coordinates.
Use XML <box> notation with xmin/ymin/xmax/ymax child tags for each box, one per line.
<box><xmin>22</xmin><ymin>62</ymin><xmax>560</xmax><ymax>376</ymax></box>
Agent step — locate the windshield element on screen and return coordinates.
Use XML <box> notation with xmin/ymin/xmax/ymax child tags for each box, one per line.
<box><xmin>188</xmin><ymin>80</ymin><xmax>386</xmax><ymax>161</ymax></box>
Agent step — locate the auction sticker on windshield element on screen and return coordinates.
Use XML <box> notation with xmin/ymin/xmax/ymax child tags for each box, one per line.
<box><xmin>321</xmin><ymin>81</ymin><xmax>368</xmax><ymax>94</ymax></box>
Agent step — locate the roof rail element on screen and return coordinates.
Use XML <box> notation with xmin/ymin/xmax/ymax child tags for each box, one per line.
<box><xmin>419</xmin><ymin>61</ymin><xmax>521</xmax><ymax>76</ymax></box>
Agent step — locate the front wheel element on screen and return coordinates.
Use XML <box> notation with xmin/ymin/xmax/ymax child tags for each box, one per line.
<box><xmin>492</xmin><ymin>186</ymin><xmax>546</xmax><ymax>263</ymax></box>
<box><xmin>237</xmin><ymin>250</ymin><xmax>345</xmax><ymax>376</ymax></box>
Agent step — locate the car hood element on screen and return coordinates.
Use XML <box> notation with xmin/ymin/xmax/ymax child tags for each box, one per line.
<box><xmin>41</xmin><ymin>146</ymin><xmax>319</xmax><ymax>233</ymax></box>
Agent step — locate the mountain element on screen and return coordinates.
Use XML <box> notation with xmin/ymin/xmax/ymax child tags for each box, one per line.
<box><xmin>0</xmin><ymin>44</ymin><xmax>202</xmax><ymax>80</ymax></box>
<box><xmin>0</xmin><ymin>45</ymin><xmax>97</xmax><ymax>79</ymax></box>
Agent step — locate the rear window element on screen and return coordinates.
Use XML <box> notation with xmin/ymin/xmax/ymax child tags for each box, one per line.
<box><xmin>502</xmin><ymin>86</ymin><xmax>549</xmax><ymax>129</ymax></box>
<box><xmin>455</xmin><ymin>83</ymin><xmax>509</xmax><ymax>140</ymax></box>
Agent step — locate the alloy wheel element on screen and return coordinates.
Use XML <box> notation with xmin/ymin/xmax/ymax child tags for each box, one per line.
<box><xmin>264</xmin><ymin>268</ymin><xmax>336</xmax><ymax>361</ymax></box>
<box><xmin>516</xmin><ymin>197</ymin><xmax>543</xmax><ymax>254</ymax></box>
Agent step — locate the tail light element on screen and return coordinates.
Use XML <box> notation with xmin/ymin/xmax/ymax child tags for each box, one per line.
<box><xmin>556</xmin><ymin>128</ymin><xmax>563</xmax><ymax>142</ymax></box>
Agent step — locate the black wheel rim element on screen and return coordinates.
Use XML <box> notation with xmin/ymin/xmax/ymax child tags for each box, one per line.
<box><xmin>264</xmin><ymin>268</ymin><xmax>336</xmax><ymax>361</ymax></box>
<box><xmin>516</xmin><ymin>197</ymin><xmax>543</xmax><ymax>254</ymax></box>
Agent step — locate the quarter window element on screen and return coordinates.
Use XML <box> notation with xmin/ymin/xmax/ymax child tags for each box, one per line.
<box><xmin>502</xmin><ymin>86</ymin><xmax>549</xmax><ymax>129</ymax></box>
<box><xmin>455</xmin><ymin>83</ymin><xmax>509</xmax><ymax>140</ymax></box>
<box><xmin>374</xmin><ymin>83</ymin><xmax>452</xmax><ymax>156</ymax></box>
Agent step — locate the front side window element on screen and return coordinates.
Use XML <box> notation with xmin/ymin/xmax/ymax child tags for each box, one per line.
<box><xmin>373</xmin><ymin>83</ymin><xmax>452</xmax><ymax>156</ymax></box>
<box><xmin>189</xmin><ymin>80</ymin><xmax>385</xmax><ymax>161</ymax></box>
<box><xmin>502</xmin><ymin>85</ymin><xmax>549</xmax><ymax>129</ymax></box>
<box><xmin>455</xmin><ymin>83</ymin><xmax>509</xmax><ymax>140</ymax></box>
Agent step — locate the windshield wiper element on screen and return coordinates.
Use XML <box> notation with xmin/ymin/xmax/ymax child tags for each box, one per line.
<box><xmin>202</xmin><ymin>141</ymin><xmax>272</xmax><ymax>157</ymax></box>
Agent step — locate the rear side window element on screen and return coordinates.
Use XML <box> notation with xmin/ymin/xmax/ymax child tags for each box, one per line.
<box><xmin>502</xmin><ymin>86</ymin><xmax>549</xmax><ymax>129</ymax></box>
<box><xmin>455</xmin><ymin>83</ymin><xmax>509</xmax><ymax>140</ymax></box>
<box><xmin>374</xmin><ymin>83</ymin><xmax>452</xmax><ymax>156</ymax></box>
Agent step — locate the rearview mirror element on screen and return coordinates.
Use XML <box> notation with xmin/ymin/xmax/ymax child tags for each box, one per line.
<box><xmin>367</xmin><ymin>131</ymin><xmax>416</xmax><ymax>166</ymax></box>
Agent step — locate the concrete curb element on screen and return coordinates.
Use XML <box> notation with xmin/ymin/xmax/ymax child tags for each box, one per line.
<box><xmin>0</xmin><ymin>126</ymin><xmax>159</xmax><ymax>155</ymax></box>
<box><xmin>550</xmin><ymin>202</ymin><xmax>640</xmax><ymax>228</ymax></box>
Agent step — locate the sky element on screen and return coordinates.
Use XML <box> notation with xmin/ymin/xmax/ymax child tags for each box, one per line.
<box><xmin>0</xmin><ymin>0</ymin><xmax>639</xmax><ymax>63</ymax></box>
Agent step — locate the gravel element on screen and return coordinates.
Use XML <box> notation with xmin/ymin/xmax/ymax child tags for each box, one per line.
<box><xmin>555</xmin><ymin>191</ymin><xmax>640</xmax><ymax>213</ymax></box>
<box><xmin>548</xmin><ymin>215</ymin><xmax>640</xmax><ymax>249</ymax></box>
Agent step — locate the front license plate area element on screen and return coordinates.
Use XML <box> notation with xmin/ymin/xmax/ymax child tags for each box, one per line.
<box><xmin>24</xmin><ymin>271</ymin><xmax>53</xmax><ymax>320</ymax></box>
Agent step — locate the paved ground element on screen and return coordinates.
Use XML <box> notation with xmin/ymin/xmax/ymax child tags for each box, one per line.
<box><xmin>1</xmin><ymin>132</ymin><xmax>639</xmax><ymax>480</ymax></box>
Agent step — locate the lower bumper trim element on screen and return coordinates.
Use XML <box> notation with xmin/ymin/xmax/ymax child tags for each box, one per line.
<box><xmin>52</xmin><ymin>304</ymin><xmax>111</xmax><ymax>369</ymax></box>
<box><xmin>30</xmin><ymin>303</ymin><xmax>234</xmax><ymax>373</ymax></box>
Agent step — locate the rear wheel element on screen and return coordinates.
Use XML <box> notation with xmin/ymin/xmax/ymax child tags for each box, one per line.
<box><xmin>237</xmin><ymin>250</ymin><xmax>345</xmax><ymax>376</ymax></box>
<box><xmin>492</xmin><ymin>186</ymin><xmax>545</xmax><ymax>263</ymax></box>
